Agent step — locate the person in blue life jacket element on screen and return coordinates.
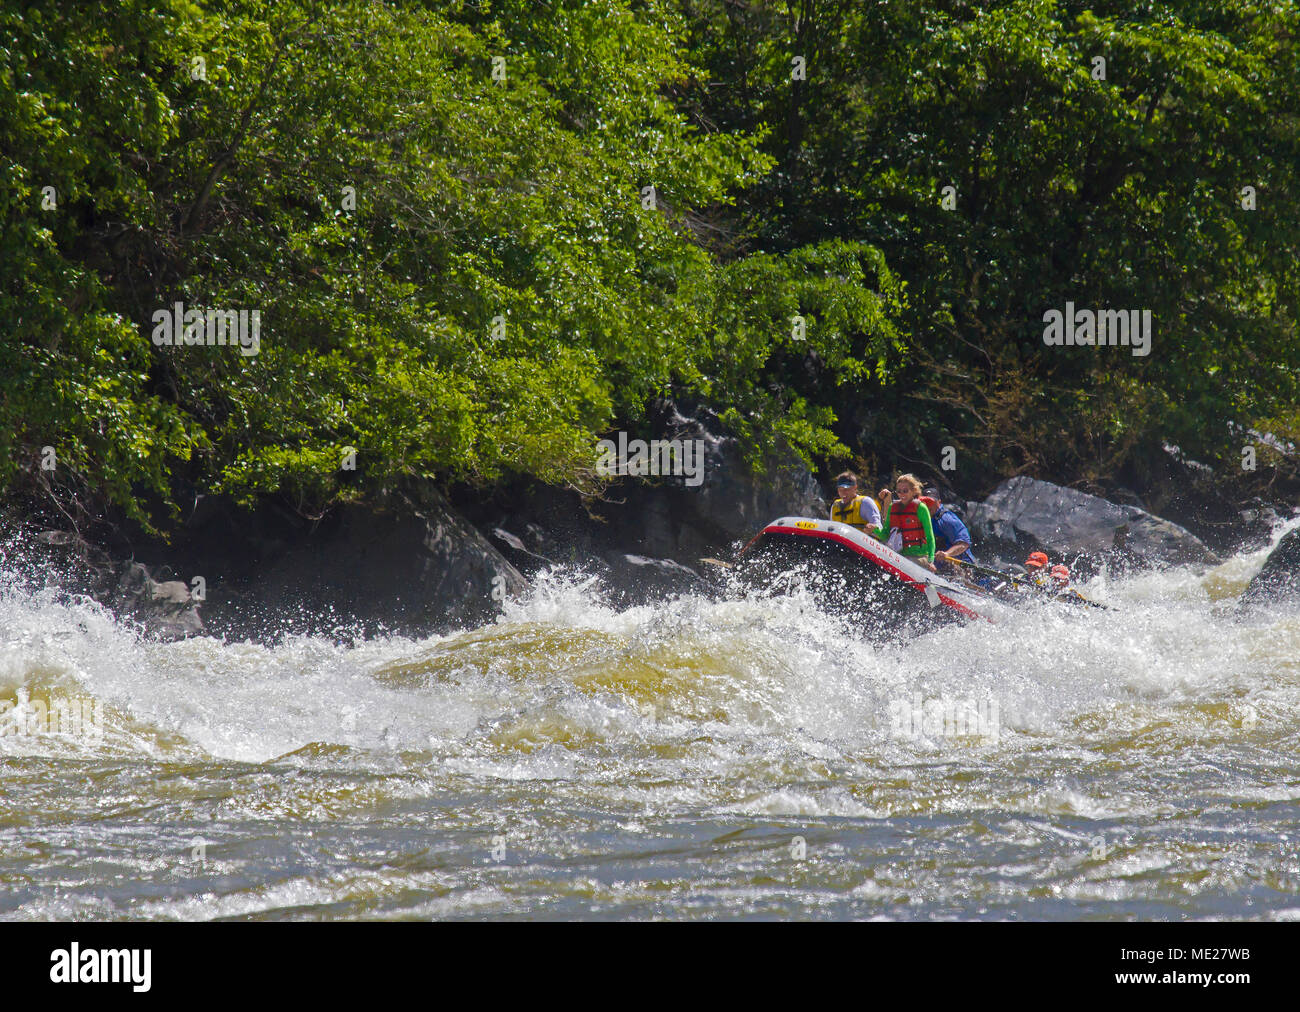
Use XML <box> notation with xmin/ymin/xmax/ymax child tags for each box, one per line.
<box><xmin>920</xmin><ymin>488</ymin><xmax>993</xmax><ymax>589</ymax></box>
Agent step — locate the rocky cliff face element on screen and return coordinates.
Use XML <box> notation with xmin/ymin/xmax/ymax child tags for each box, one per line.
<box><xmin>964</xmin><ymin>476</ymin><xmax>1220</xmax><ymax>568</ymax></box>
<box><xmin>206</xmin><ymin>497</ymin><xmax>530</xmax><ymax>640</ymax></box>
<box><xmin>18</xmin><ymin>404</ymin><xmax>1293</xmax><ymax>642</ymax></box>
<box><xmin>481</xmin><ymin>401</ymin><xmax>825</xmax><ymax>599</ymax></box>
<box><xmin>7</xmin><ymin>531</ymin><xmax>205</xmax><ymax>642</ymax></box>
<box><xmin>10</xmin><ymin>402</ymin><xmax>824</xmax><ymax>641</ymax></box>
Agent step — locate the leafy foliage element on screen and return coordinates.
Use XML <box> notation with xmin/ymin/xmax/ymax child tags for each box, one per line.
<box><xmin>679</xmin><ymin>0</ymin><xmax>1300</xmax><ymax>486</ymax></box>
<box><xmin>2</xmin><ymin>0</ymin><xmax>1295</xmax><ymax>532</ymax></box>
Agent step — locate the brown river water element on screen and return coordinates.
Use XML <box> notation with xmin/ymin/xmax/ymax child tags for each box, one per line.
<box><xmin>2</xmin><ymin>522</ymin><xmax>1298</xmax><ymax>920</ymax></box>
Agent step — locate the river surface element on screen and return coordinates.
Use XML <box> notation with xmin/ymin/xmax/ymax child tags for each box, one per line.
<box><xmin>2</xmin><ymin>522</ymin><xmax>1299</xmax><ymax>920</ymax></box>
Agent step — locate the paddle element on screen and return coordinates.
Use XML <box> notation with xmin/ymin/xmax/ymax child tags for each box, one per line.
<box><xmin>944</xmin><ymin>556</ymin><xmax>1109</xmax><ymax>610</ymax></box>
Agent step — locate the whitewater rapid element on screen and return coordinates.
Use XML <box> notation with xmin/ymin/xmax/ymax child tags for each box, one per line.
<box><xmin>2</xmin><ymin>521</ymin><xmax>1298</xmax><ymax>919</ymax></box>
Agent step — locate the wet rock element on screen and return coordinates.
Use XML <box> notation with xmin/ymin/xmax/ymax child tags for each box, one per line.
<box><xmin>5</xmin><ymin>529</ymin><xmax>204</xmax><ymax>641</ymax></box>
<box><xmin>1241</xmin><ymin>527</ymin><xmax>1300</xmax><ymax>607</ymax></box>
<box><xmin>1109</xmin><ymin>487</ymin><xmax>1148</xmax><ymax>510</ymax></box>
<box><xmin>210</xmin><ymin>494</ymin><xmax>529</xmax><ymax>639</ymax></box>
<box><xmin>478</xmin><ymin>399</ymin><xmax>826</xmax><ymax>579</ymax></box>
<box><xmin>965</xmin><ymin>476</ymin><xmax>1219</xmax><ymax>567</ymax></box>
<box><xmin>1233</xmin><ymin>499</ymin><xmax>1286</xmax><ymax>550</ymax></box>
<box><xmin>585</xmin><ymin>399</ymin><xmax>825</xmax><ymax>562</ymax></box>
<box><xmin>599</xmin><ymin>552</ymin><xmax>713</xmax><ymax>604</ymax></box>
<box><xmin>659</xmin><ymin>400</ymin><xmax>826</xmax><ymax>548</ymax></box>
<box><xmin>184</xmin><ymin>492</ymin><xmax>233</xmax><ymax>531</ymax></box>
<box><xmin>150</xmin><ymin>579</ymin><xmax>193</xmax><ymax>607</ymax></box>
<box><xmin>110</xmin><ymin>562</ymin><xmax>205</xmax><ymax>641</ymax></box>
<box><xmin>490</xmin><ymin>526</ymin><xmax>556</xmax><ymax>577</ymax></box>
<box><xmin>146</xmin><ymin>609</ymin><xmax>206</xmax><ymax>641</ymax></box>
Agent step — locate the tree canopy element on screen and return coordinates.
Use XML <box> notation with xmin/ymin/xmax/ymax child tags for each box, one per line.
<box><xmin>2</xmin><ymin>0</ymin><xmax>1295</xmax><ymax>532</ymax></box>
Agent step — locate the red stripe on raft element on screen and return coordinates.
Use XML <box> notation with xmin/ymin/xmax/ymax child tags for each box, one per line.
<box><xmin>760</xmin><ymin>524</ymin><xmax>987</xmax><ymax>622</ymax></box>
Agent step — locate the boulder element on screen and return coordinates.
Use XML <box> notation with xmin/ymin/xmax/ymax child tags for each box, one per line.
<box><xmin>664</xmin><ymin>401</ymin><xmax>826</xmax><ymax>547</ymax></box>
<box><xmin>1241</xmin><ymin>527</ymin><xmax>1300</xmax><ymax>607</ymax></box>
<box><xmin>20</xmin><ymin>488</ymin><xmax>531</xmax><ymax>642</ymax></box>
<box><xmin>965</xmin><ymin>476</ymin><xmax>1219</xmax><ymax>567</ymax></box>
<box><xmin>598</xmin><ymin>552</ymin><xmax>714</xmax><ymax>604</ymax></box>
<box><xmin>481</xmin><ymin>399</ymin><xmax>826</xmax><ymax>585</ymax></box>
<box><xmin>489</xmin><ymin>526</ymin><xmax>555</xmax><ymax>577</ymax></box>
<box><xmin>9</xmin><ymin>530</ymin><xmax>205</xmax><ymax>641</ymax></box>
<box><xmin>201</xmin><ymin>492</ymin><xmax>529</xmax><ymax>640</ymax></box>
<box><xmin>110</xmin><ymin>562</ymin><xmax>205</xmax><ymax>641</ymax></box>
<box><xmin>595</xmin><ymin>399</ymin><xmax>824</xmax><ymax>561</ymax></box>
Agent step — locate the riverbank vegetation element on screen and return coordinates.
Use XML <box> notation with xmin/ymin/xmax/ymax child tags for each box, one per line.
<box><xmin>4</xmin><ymin>0</ymin><xmax>1297</xmax><ymax>534</ymax></box>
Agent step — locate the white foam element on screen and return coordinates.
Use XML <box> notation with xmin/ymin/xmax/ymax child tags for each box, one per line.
<box><xmin>1</xmin><ymin>524</ymin><xmax>1298</xmax><ymax>774</ymax></box>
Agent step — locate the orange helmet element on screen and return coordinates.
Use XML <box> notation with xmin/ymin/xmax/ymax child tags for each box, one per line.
<box><xmin>1026</xmin><ymin>552</ymin><xmax>1049</xmax><ymax>568</ymax></box>
<box><xmin>1050</xmin><ymin>564</ymin><xmax>1070</xmax><ymax>583</ymax></box>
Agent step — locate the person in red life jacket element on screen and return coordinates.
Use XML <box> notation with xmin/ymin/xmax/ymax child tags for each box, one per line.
<box><xmin>876</xmin><ymin>473</ymin><xmax>937</xmax><ymax>570</ymax></box>
<box><xmin>829</xmin><ymin>471</ymin><xmax>882</xmax><ymax>535</ymax></box>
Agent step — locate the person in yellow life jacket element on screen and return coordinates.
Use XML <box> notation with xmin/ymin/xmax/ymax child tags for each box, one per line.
<box><xmin>876</xmin><ymin>473</ymin><xmax>937</xmax><ymax>570</ymax></box>
<box><xmin>829</xmin><ymin>471</ymin><xmax>882</xmax><ymax>535</ymax></box>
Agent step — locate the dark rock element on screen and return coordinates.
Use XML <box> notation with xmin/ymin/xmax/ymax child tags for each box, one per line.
<box><xmin>6</xmin><ymin>531</ymin><xmax>203</xmax><ymax>640</ymax></box>
<box><xmin>966</xmin><ymin>476</ymin><xmax>1219</xmax><ymax>567</ymax></box>
<box><xmin>150</xmin><ymin>579</ymin><xmax>193</xmax><ymax>607</ymax></box>
<box><xmin>110</xmin><ymin>561</ymin><xmax>205</xmax><ymax>641</ymax></box>
<box><xmin>1109</xmin><ymin>487</ymin><xmax>1148</xmax><ymax>510</ymax></box>
<box><xmin>587</xmin><ymin>400</ymin><xmax>825</xmax><ymax>561</ymax></box>
<box><xmin>1237</xmin><ymin>503</ymin><xmax>1280</xmax><ymax>528</ymax></box>
<box><xmin>598</xmin><ymin>552</ymin><xmax>713</xmax><ymax>604</ymax></box>
<box><xmin>490</xmin><ymin>526</ymin><xmax>556</xmax><ymax>577</ymax></box>
<box><xmin>184</xmin><ymin>492</ymin><xmax>234</xmax><ymax>531</ymax></box>
<box><xmin>11</xmin><ymin>486</ymin><xmax>531</xmax><ymax>642</ymax></box>
<box><xmin>491</xmin><ymin>527</ymin><xmax>528</xmax><ymax>554</ymax></box>
<box><xmin>206</xmin><ymin>493</ymin><xmax>529</xmax><ymax>639</ymax></box>
<box><xmin>664</xmin><ymin>401</ymin><xmax>826</xmax><ymax>548</ymax></box>
<box><xmin>1241</xmin><ymin>528</ymin><xmax>1300</xmax><ymax>607</ymax></box>
<box><xmin>470</xmin><ymin>400</ymin><xmax>826</xmax><ymax>583</ymax></box>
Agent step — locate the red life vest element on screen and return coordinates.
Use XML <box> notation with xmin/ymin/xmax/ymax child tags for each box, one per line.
<box><xmin>889</xmin><ymin>499</ymin><xmax>928</xmax><ymax>550</ymax></box>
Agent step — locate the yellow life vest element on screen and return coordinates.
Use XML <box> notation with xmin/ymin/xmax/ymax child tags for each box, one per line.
<box><xmin>830</xmin><ymin>494</ymin><xmax>879</xmax><ymax>532</ymax></box>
